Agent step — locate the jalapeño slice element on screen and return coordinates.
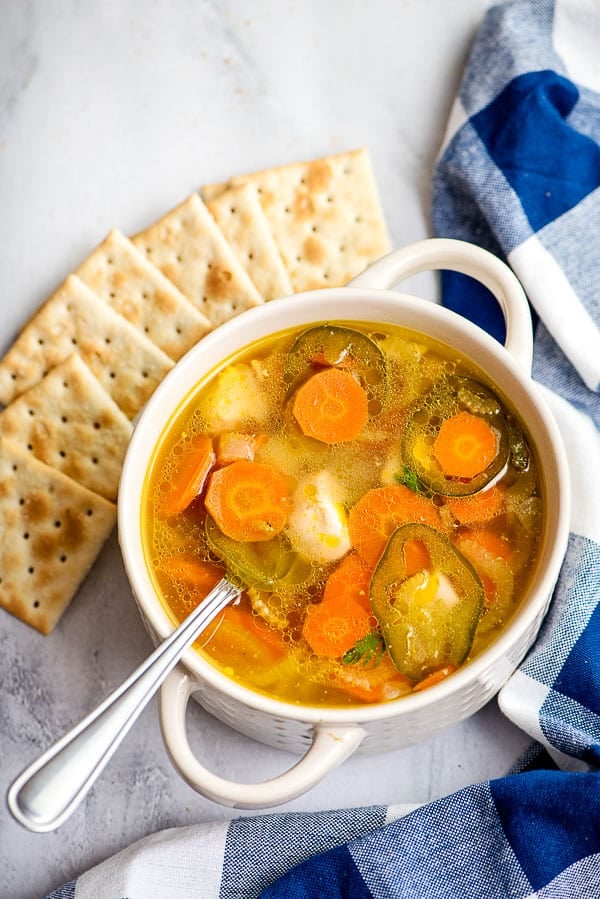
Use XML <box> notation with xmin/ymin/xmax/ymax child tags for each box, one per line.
<box><xmin>205</xmin><ymin>515</ymin><xmax>312</xmax><ymax>592</ymax></box>
<box><xmin>370</xmin><ymin>523</ymin><xmax>484</xmax><ymax>681</ymax></box>
<box><xmin>284</xmin><ymin>325</ymin><xmax>387</xmax><ymax>413</ymax></box>
<box><xmin>401</xmin><ymin>376</ymin><xmax>510</xmax><ymax>496</ymax></box>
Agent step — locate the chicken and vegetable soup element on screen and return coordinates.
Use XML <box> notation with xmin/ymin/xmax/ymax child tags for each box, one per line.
<box><xmin>143</xmin><ymin>322</ymin><xmax>543</xmax><ymax>706</ymax></box>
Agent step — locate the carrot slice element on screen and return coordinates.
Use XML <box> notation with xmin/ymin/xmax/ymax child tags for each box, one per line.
<box><xmin>159</xmin><ymin>557</ymin><xmax>225</xmax><ymax>628</ymax></box>
<box><xmin>205</xmin><ymin>460</ymin><xmax>291</xmax><ymax>542</ymax></box>
<box><xmin>403</xmin><ymin>538</ymin><xmax>431</xmax><ymax>578</ymax></box>
<box><xmin>322</xmin><ymin>552</ymin><xmax>374</xmax><ymax>614</ymax></box>
<box><xmin>302</xmin><ymin>595</ymin><xmax>372</xmax><ymax>658</ymax></box>
<box><xmin>446</xmin><ymin>486</ymin><xmax>504</xmax><ymax>525</ymax></box>
<box><xmin>457</xmin><ymin>535</ymin><xmax>515</xmax><ymax>617</ymax></box>
<box><xmin>160</xmin><ymin>434</ymin><xmax>215</xmax><ymax>518</ymax></box>
<box><xmin>333</xmin><ymin>654</ymin><xmax>413</xmax><ymax>703</ymax></box>
<box><xmin>433</xmin><ymin>411</ymin><xmax>498</xmax><ymax>479</ymax></box>
<box><xmin>413</xmin><ymin>664</ymin><xmax>457</xmax><ymax>693</ymax></box>
<box><xmin>479</xmin><ymin>572</ymin><xmax>498</xmax><ymax>605</ymax></box>
<box><xmin>462</xmin><ymin>527</ymin><xmax>513</xmax><ymax>562</ymax></box>
<box><xmin>163</xmin><ymin>556</ymin><xmax>223</xmax><ymax>593</ymax></box>
<box><xmin>202</xmin><ymin>604</ymin><xmax>286</xmax><ymax>660</ymax></box>
<box><xmin>348</xmin><ymin>485</ymin><xmax>442</xmax><ymax>567</ymax></box>
<box><xmin>292</xmin><ymin>367</ymin><xmax>369</xmax><ymax>444</ymax></box>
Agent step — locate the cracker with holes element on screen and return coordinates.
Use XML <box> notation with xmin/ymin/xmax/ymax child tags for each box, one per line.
<box><xmin>201</xmin><ymin>148</ymin><xmax>390</xmax><ymax>292</ymax></box>
<box><xmin>131</xmin><ymin>193</ymin><xmax>263</xmax><ymax>327</ymax></box>
<box><xmin>0</xmin><ymin>437</ymin><xmax>116</xmax><ymax>634</ymax></box>
<box><xmin>75</xmin><ymin>229</ymin><xmax>212</xmax><ymax>361</ymax></box>
<box><xmin>0</xmin><ymin>274</ymin><xmax>173</xmax><ymax>418</ymax></box>
<box><xmin>205</xmin><ymin>183</ymin><xmax>293</xmax><ymax>301</ymax></box>
<box><xmin>0</xmin><ymin>354</ymin><xmax>132</xmax><ymax>501</ymax></box>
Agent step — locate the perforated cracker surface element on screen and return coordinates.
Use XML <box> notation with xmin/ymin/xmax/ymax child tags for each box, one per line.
<box><xmin>206</xmin><ymin>183</ymin><xmax>293</xmax><ymax>301</ymax></box>
<box><xmin>0</xmin><ymin>275</ymin><xmax>173</xmax><ymax>418</ymax></box>
<box><xmin>0</xmin><ymin>354</ymin><xmax>132</xmax><ymax>501</ymax></box>
<box><xmin>202</xmin><ymin>148</ymin><xmax>390</xmax><ymax>292</ymax></box>
<box><xmin>75</xmin><ymin>229</ymin><xmax>211</xmax><ymax>361</ymax></box>
<box><xmin>0</xmin><ymin>437</ymin><xmax>116</xmax><ymax>634</ymax></box>
<box><xmin>132</xmin><ymin>194</ymin><xmax>264</xmax><ymax>327</ymax></box>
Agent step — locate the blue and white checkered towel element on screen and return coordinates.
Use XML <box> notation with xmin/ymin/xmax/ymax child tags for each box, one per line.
<box><xmin>47</xmin><ymin>1</ymin><xmax>600</xmax><ymax>896</ymax></box>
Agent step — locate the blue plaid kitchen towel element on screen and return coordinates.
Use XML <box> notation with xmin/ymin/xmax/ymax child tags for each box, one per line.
<box><xmin>46</xmin><ymin>1</ymin><xmax>600</xmax><ymax>896</ymax></box>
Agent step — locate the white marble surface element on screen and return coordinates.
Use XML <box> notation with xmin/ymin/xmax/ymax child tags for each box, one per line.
<box><xmin>0</xmin><ymin>2</ymin><xmax>534</xmax><ymax>897</ymax></box>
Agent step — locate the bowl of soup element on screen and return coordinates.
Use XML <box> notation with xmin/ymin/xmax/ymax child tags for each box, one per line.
<box><xmin>118</xmin><ymin>238</ymin><xmax>570</xmax><ymax>809</ymax></box>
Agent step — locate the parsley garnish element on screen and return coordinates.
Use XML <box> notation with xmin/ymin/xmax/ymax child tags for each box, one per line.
<box><xmin>394</xmin><ymin>466</ymin><xmax>422</xmax><ymax>494</ymax></box>
<box><xmin>342</xmin><ymin>631</ymin><xmax>386</xmax><ymax>667</ymax></box>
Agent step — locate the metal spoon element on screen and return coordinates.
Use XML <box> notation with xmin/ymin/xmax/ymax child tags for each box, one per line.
<box><xmin>7</xmin><ymin>577</ymin><xmax>240</xmax><ymax>833</ymax></box>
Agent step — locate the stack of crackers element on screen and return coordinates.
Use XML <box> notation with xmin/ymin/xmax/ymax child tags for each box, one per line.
<box><xmin>0</xmin><ymin>148</ymin><xmax>390</xmax><ymax>635</ymax></box>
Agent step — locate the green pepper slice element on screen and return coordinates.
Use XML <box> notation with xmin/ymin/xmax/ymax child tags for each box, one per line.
<box><xmin>284</xmin><ymin>325</ymin><xmax>387</xmax><ymax>412</ymax></box>
<box><xmin>401</xmin><ymin>376</ymin><xmax>510</xmax><ymax>496</ymax></box>
<box><xmin>370</xmin><ymin>523</ymin><xmax>484</xmax><ymax>680</ymax></box>
<box><xmin>205</xmin><ymin>515</ymin><xmax>312</xmax><ymax>591</ymax></box>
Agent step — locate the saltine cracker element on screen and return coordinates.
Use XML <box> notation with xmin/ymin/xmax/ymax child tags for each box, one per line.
<box><xmin>0</xmin><ymin>275</ymin><xmax>173</xmax><ymax>418</ymax></box>
<box><xmin>0</xmin><ymin>354</ymin><xmax>132</xmax><ymax>501</ymax></box>
<box><xmin>75</xmin><ymin>229</ymin><xmax>211</xmax><ymax>361</ymax></box>
<box><xmin>132</xmin><ymin>193</ymin><xmax>263</xmax><ymax>327</ymax></box>
<box><xmin>202</xmin><ymin>148</ymin><xmax>390</xmax><ymax>292</ymax></box>
<box><xmin>0</xmin><ymin>437</ymin><xmax>116</xmax><ymax>634</ymax></box>
<box><xmin>206</xmin><ymin>183</ymin><xmax>293</xmax><ymax>301</ymax></box>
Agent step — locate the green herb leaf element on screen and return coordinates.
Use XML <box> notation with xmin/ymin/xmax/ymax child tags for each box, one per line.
<box><xmin>394</xmin><ymin>466</ymin><xmax>422</xmax><ymax>494</ymax></box>
<box><xmin>342</xmin><ymin>631</ymin><xmax>386</xmax><ymax>667</ymax></box>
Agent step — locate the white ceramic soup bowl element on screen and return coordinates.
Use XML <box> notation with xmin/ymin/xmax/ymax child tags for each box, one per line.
<box><xmin>118</xmin><ymin>238</ymin><xmax>570</xmax><ymax>809</ymax></box>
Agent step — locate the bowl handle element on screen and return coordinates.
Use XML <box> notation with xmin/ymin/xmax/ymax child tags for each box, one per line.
<box><xmin>348</xmin><ymin>238</ymin><xmax>533</xmax><ymax>372</ymax></box>
<box><xmin>159</xmin><ymin>666</ymin><xmax>366</xmax><ymax>809</ymax></box>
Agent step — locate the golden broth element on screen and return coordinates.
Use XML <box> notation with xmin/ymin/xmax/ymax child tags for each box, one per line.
<box><xmin>142</xmin><ymin>322</ymin><xmax>544</xmax><ymax>707</ymax></box>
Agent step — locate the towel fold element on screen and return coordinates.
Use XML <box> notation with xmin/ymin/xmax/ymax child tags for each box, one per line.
<box><xmin>46</xmin><ymin>2</ymin><xmax>600</xmax><ymax>896</ymax></box>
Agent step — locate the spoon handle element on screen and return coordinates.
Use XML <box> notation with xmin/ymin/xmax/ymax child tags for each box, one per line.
<box><xmin>7</xmin><ymin>577</ymin><xmax>240</xmax><ymax>833</ymax></box>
